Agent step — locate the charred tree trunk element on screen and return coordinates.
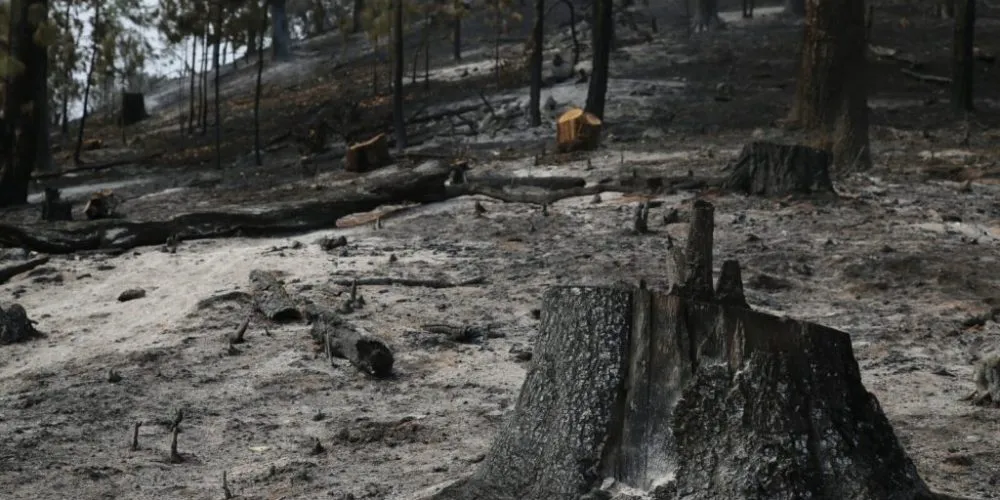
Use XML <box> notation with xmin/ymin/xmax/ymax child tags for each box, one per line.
<box><xmin>254</xmin><ymin>6</ymin><xmax>267</xmax><ymax>166</ymax></box>
<box><xmin>353</xmin><ymin>0</ymin><xmax>364</xmax><ymax>33</ymax></box>
<box><xmin>310</xmin><ymin>309</ymin><xmax>394</xmax><ymax>378</ymax></box>
<box><xmin>200</xmin><ymin>32</ymin><xmax>209</xmax><ymax>135</ymax></box>
<box><xmin>392</xmin><ymin>0</ymin><xmax>406</xmax><ymax>152</ymax></box>
<box><xmin>585</xmin><ymin>0</ymin><xmax>613</xmax><ymax>120</ymax></box>
<box><xmin>529</xmin><ymin>0</ymin><xmax>545</xmax><ymax>127</ymax></box>
<box><xmin>939</xmin><ymin>0</ymin><xmax>955</xmax><ymax>19</ymax></box>
<box><xmin>422</xmin><ymin>201</ymin><xmax>932</xmax><ymax>500</ymax></box>
<box><xmin>692</xmin><ymin>0</ymin><xmax>722</xmax><ymax>32</ymax></box>
<box><xmin>784</xmin><ymin>0</ymin><xmax>805</xmax><ymax>17</ymax></box>
<box><xmin>453</xmin><ymin>3</ymin><xmax>463</xmax><ymax>61</ymax></box>
<box><xmin>951</xmin><ymin>0</ymin><xmax>974</xmax><ymax>113</ymax></box>
<box><xmin>213</xmin><ymin>7</ymin><xmax>223</xmax><ymax>171</ymax></box>
<box><xmin>60</xmin><ymin>91</ymin><xmax>69</xmax><ymax>137</ymax></box>
<box><xmin>789</xmin><ymin>0</ymin><xmax>871</xmax><ymax>172</ymax></box>
<box><xmin>270</xmin><ymin>0</ymin><xmax>292</xmax><ymax>61</ymax></box>
<box><xmin>722</xmin><ymin>141</ymin><xmax>835</xmax><ymax>196</ymax></box>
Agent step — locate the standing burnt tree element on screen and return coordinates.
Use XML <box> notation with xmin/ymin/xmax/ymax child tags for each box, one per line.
<box><xmin>529</xmin><ymin>0</ymin><xmax>544</xmax><ymax>126</ymax></box>
<box><xmin>692</xmin><ymin>0</ymin><xmax>722</xmax><ymax>31</ymax></box>
<box><xmin>951</xmin><ymin>0</ymin><xmax>974</xmax><ymax>113</ymax></box>
<box><xmin>789</xmin><ymin>0</ymin><xmax>871</xmax><ymax>171</ymax></box>
<box><xmin>1</xmin><ymin>0</ymin><xmax>52</xmax><ymax>206</ymax></box>
<box><xmin>785</xmin><ymin>0</ymin><xmax>805</xmax><ymax>17</ymax></box>
<box><xmin>391</xmin><ymin>0</ymin><xmax>406</xmax><ymax>151</ymax></box>
<box><xmin>584</xmin><ymin>0</ymin><xmax>613</xmax><ymax>120</ymax></box>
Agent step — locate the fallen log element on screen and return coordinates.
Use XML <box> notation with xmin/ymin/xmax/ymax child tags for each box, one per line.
<box><xmin>463</xmin><ymin>174</ymin><xmax>586</xmax><ymax>191</ymax></box>
<box><xmin>419</xmin><ymin>201</ymin><xmax>933</xmax><ymax>500</ymax></box>
<box><xmin>0</xmin><ymin>161</ymin><xmax>453</xmax><ymax>254</ymax></box>
<box><xmin>249</xmin><ymin>270</ymin><xmax>302</xmax><ymax>322</ymax></box>
<box><xmin>331</xmin><ymin>276</ymin><xmax>486</xmax><ymax>288</ymax></box>
<box><xmin>0</xmin><ymin>256</ymin><xmax>50</xmax><ymax>285</ymax></box>
<box><xmin>722</xmin><ymin>141</ymin><xmax>835</xmax><ymax>197</ymax></box>
<box><xmin>310</xmin><ymin>308</ymin><xmax>394</xmax><ymax>378</ymax></box>
<box><xmin>32</xmin><ymin>153</ymin><xmax>161</xmax><ymax>180</ymax></box>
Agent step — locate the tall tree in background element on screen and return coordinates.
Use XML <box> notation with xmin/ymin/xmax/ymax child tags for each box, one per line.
<box><xmin>213</xmin><ymin>0</ymin><xmax>224</xmax><ymax>169</ymax></box>
<box><xmin>271</xmin><ymin>0</ymin><xmax>292</xmax><ymax>60</ymax></box>
<box><xmin>353</xmin><ymin>0</ymin><xmax>365</xmax><ymax>32</ymax></box>
<box><xmin>584</xmin><ymin>0</ymin><xmax>613</xmax><ymax>119</ymax></box>
<box><xmin>73</xmin><ymin>2</ymin><xmax>104</xmax><ymax>166</ymax></box>
<box><xmin>529</xmin><ymin>0</ymin><xmax>544</xmax><ymax>126</ymax></box>
<box><xmin>0</xmin><ymin>0</ymin><xmax>53</xmax><ymax>206</ymax></box>
<box><xmin>951</xmin><ymin>0</ymin><xmax>974</xmax><ymax>113</ymax></box>
<box><xmin>692</xmin><ymin>0</ymin><xmax>721</xmax><ymax>31</ymax></box>
<box><xmin>391</xmin><ymin>0</ymin><xmax>406</xmax><ymax>151</ymax></box>
<box><xmin>452</xmin><ymin>0</ymin><xmax>464</xmax><ymax>61</ymax></box>
<box><xmin>255</xmin><ymin>0</ymin><xmax>267</xmax><ymax>165</ymax></box>
<box><xmin>789</xmin><ymin>0</ymin><xmax>870</xmax><ymax>171</ymax></box>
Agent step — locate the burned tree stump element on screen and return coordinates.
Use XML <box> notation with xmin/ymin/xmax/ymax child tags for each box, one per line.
<box><xmin>310</xmin><ymin>309</ymin><xmax>394</xmax><ymax>378</ymax></box>
<box><xmin>83</xmin><ymin>190</ymin><xmax>122</xmax><ymax>220</ymax></box>
<box><xmin>0</xmin><ymin>304</ymin><xmax>42</xmax><ymax>344</ymax></box>
<box><xmin>121</xmin><ymin>92</ymin><xmax>149</xmax><ymax>126</ymax></box>
<box><xmin>249</xmin><ymin>270</ymin><xmax>302</xmax><ymax>322</ymax></box>
<box><xmin>968</xmin><ymin>354</ymin><xmax>999</xmax><ymax>407</ymax></box>
<box><xmin>423</xmin><ymin>201</ymin><xmax>931</xmax><ymax>500</ymax></box>
<box><xmin>41</xmin><ymin>187</ymin><xmax>72</xmax><ymax>222</ymax></box>
<box><xmin>723</xmin><ymin>141</ymin><xmax>835</xmax><ymax>197</ymax></box>
<box><xmin>345</xmin><ymin>133</ymin><xmax>392</xmax><ymax>173</ymax></box>
<box><xmin>556</xmin><ymin>108</ymin><xmax>602</xmax><ymax>153</ymax></box>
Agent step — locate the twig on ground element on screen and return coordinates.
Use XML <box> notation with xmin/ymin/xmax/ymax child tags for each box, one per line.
<box><xmin>223</xmin><ymin>471</ymin><xmax>233</xmax><ymax>499</ymax></box>
<box><xmin>332</xmin><ymin>276</ymin><xmax>486</xmax><ymax>288</ymax></box>
<box><xmin>420</xmin><ymin>324</ymin><xmax>486</xmax><ymax>343</ymax></box>
<box><xmin>131</xmin><ymin>421</ymin><xmax>142</xmax><ymax>451</ymax></box>
<box><xmin>229</xmin><ymin>309</ymin><xmax>252</xmax><ymax>344</ymax></box>
<box><xmin>169</xmin><ymin>426</ymin><xmax>183</xmax><ymax>463</ymax></box>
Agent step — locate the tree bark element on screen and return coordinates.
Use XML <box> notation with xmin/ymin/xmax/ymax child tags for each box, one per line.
<box><xmin>722</xmin><ymin>141</ymin><xmax>835</xmax><ymax>196</ymax></box>
<box><xmin>453</xmin><ymin>4</ymin><xmax>462</xmax><ymax>61</ymax></box>
<box><xmin>529</xmin><ymin>0</ymin><xmax>545</xmax><ymax>127</ymax></box>
<box><xmin>951</xmin><ymin>0</ymin><xmax>974</xmax><ymax>114</ymax></box>
<box><xmin>789</xmin><ymin>0</ymin><xmax>871</xmax><ymax>172</ymax></box>
<box><xmin>585</xmin><ymin>0</ymin><xmax>613</xmax><ymax>120</ymax></box>
<box><xmin>353</xmin><ymin>0</ymin><xmax>365</xmax><ymax>33</ymax></box>
<box><xmin>200</xmin><ymin>32</ymin><xmax>209</xmax><ymax>135</ymax></box>
<box><xmin>271</xmin><ymin>0</ymin><xmax>292</xmax><ymax>60</ymax></box>
<box><xmin>392</xmin><ymin>0</ymin><xmax>406</xmax><ymax>152</ymax></box>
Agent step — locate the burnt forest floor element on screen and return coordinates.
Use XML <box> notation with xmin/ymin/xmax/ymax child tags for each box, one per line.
<box><xmin>1</xmin><ymin>1</ymin><xmax>1000</xmax><ymax>499</ymax></box>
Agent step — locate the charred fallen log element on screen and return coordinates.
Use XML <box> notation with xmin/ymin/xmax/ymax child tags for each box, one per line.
<box><xmin>0</xmin><ymin>304</ymin><xmax>42</xmax><ymax>344</ymax></box>
<box><xmin>309</xmin><ymin>308</ymin><xmax>394</xmax><ymax>378</ymax></box>
<box><xmin>249</xmin><ymin>270</ymin><xmax>302</xmax><ymax>322</ymax></box>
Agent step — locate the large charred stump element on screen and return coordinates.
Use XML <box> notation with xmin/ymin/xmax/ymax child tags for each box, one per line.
<box><xmin>424</xmin><ymin>201</ymin><xmax>931</xmax><ymax>500</ymax></box>
<box><xmin>121</xmin><ymin>92</ymin><xmax>149</xmax><ymax>126</ymax></box>
<box><xmin>722</xmin><ymin>142</ymin><xmax>835</xmax><ymax>197</ymax></box>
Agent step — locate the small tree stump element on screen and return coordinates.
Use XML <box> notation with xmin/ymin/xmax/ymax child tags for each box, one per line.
<box><xmin>310</xmin><ymin>309</ymin><xmax>394</xmax><ymax>378</ymax></box>
<box><xmin>121</xmin><ymin>92</ymin><xmax>149</xmax><ymax>126</ymax></box>
<box><xmin>41</xmin><ymin>187</ymin><xmax>72</xmax><ymax>222</ymax></box>
<box><xmin>0</xmin><ymin>304</ymin><xmax>42</xmax><ymax>344</ymax></box>
<box><xmin>723</xmin><ymin>141</ymin><xmax>835</xmax><ymax>197</ymax></box>
<box><xmin>968</xmin><ymin>354</ymin><xmax>999</xmax><ymax>407</ymax></box>
<box><xmin>249</xmin><ymin>270</ymin><xmax>302</xmax><ymax>322</ymax></box>
<box><xmin>345</xmin><ymin>133</ymin><xmax>392</xmax><ymax>173</ymax></box>
<box><xmin>83</xmin><ymin>190</ymin><xmax>121</xmax><ymax>220</ymax></box>
<box><xmin>556</xmin><ymin>108</ymin><xmax>602</xmax><ymax>153</ymax></box>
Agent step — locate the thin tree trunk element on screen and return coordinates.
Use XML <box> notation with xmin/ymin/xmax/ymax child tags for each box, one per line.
<box><xmin>353</xmin><ymin>0</ymin><xmax>364</xmax><ymax>33</ymax></box>
<box><xmin>951</xmin><ymin>0</ymin><xmax>974</xmax><ymax>113</ymax></box>
<box><xmin>214</xmin><ymin>7</ymin><xmax>223</xmax><ymax>170</ymax></box>
<box><xmin>60</xmin><ymin>91</ymin><xmax>69</xmax><ymax>136</ymax></box>
<box><xmin>529</xmin><ymin>0</ymin><xmax>544</xmax><ymax>126</ymax></box>
<box><xmin>255</xmin><ymin>5</ymin><xmax>267</xmax><ymax>166</ymax></box>
<box><xmin>453</xmin><ymin>7</ymin><xmax>462</xmax><ymax>61</ymax></box>
<box><xmin>392</xmin><ymin>0</ymin><xmax>406</xmax><ymax>152</ymax></box>
<box><xmin>494</xmin><ymin>0</ymin><xmax>501</xmax><ymax>84</ymax></box>
<box><xmin>585</xmin><ymin>0</ymin><xmax>613</xmax><ymax>119</ymax></box>
<box><xmin>188</xmin><ymin>36</ymin><xmax>197</xmax><ymax>134</ymax></box>
<box><xmin>790</xmin><ymin>0</ymin><xmax>871</xmax><ymax>171</ymax></box>
<box><xmin>200</xmin><ymin>32</ymin><xmax>209</xmax><ymax>135</ymax></box>
<box><xmin>74</xmin><ymin>43</ymin><xmax>98</xmax><ymax>166</ymax></box>
<box><xmin>270</xmin><ymin>0</ymin><xmax>292</xmax><ymax>60</ymax></box>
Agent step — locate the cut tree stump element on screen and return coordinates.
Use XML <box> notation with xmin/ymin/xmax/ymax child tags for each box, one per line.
<box><xmin>309</xmin><ymin>308</ymin><xmax>394</xmax><ymax>378</ymax></box>
<box><xmin>0</xmin><ymin>304</ymin><xmax>42</xmax><ymax>344</ymax></box>
<box><xmin>556</xmin><ymin>108</ymin><xmax>602</xmax><ymax>153</ymax></box>
<box><xmin>249</xmin><ymin>270</ymin><xmax>302</xmax><ymax>322</ymax></box>
<box><xmin>345</xmin><ymin>133</ymin><xmax>392</xmax><ymax>173</ymax></box>
<box><xmin>83</xmin><ymin>190</ymin><xmax>122</xmax><ymax>220</ymax></box>
<box><xmin>722</xmin><ymin>141</ymin><xmax>835</xmax><ymax>197</ymax></box>
<box><xmin>422</xmin><ymin>200</ymin><xmax>932</xmax><ymax>500</ymax></box>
